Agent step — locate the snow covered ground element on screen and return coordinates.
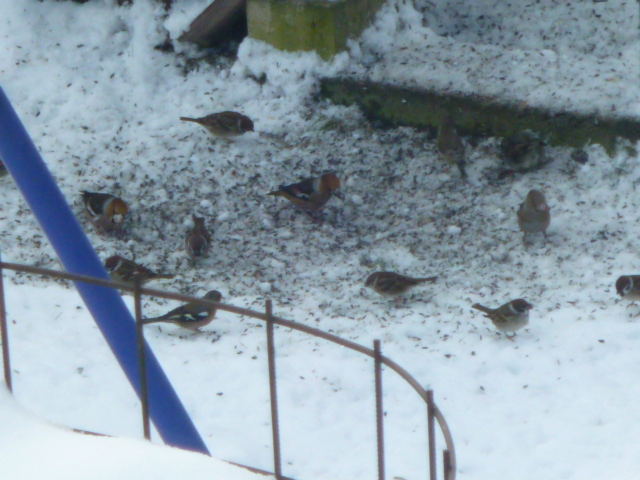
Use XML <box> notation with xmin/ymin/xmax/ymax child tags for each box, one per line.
<box><xmin>1</xmin><ymin>1</ymin><xmax>640</xmax><ymax>479</ymax></box>
<box><xmin>352</xmin><ymin>0</ymin><xmax>640</xmax><ymax>116</ymax></box>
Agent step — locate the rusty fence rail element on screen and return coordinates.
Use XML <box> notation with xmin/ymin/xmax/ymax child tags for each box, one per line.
<box><xmin>0</xmin><ymin>260</ymin><xmax>456</xmax><ymax>480</ymax></box>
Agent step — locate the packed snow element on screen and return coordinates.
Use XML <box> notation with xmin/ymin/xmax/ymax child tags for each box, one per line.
<box><xmin>1</xmin><ymin>1</ymin><xmax>640</xmax><ymax>480</ymax></box>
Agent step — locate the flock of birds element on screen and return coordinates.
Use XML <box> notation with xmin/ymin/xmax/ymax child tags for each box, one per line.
<box><xmin>1</xmin><ymin>110</ymin><xmax>634</xmax><ymax>338</ymax></box>
<box><xmin>69</xmin><ymin>111</ymin><xmax>550</xmax><ymax>337</ymax></box>
<box><xmin>74</xmin><ymin>110</ymin><xmax>349</xmax><ymax>332</ymax></box>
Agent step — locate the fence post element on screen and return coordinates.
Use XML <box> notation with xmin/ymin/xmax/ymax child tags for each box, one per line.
<box><xmin>266</xmin><ymin>299</ymin><xmax>283</xmax><ymax>480</ymax></box>
<box><xmin>443</xmin><ymin>449</ymin><xmax>452</xmax><ymax>480</ymax></box>
<box><xmin>0</xmin><ymin>255</ymin><xmax>11</xmax><ymax>393</ymax></box>
<box><xmin>427</xmin><ymin>389</ymin><xmax>437</xmax><ymax>480</ymax></box>
<box><xmin>134</xmin><ymin>278</ymin><xmax>151</xmax><ymax>440</ymax></box>
<box><xmin>374</xmin><ymin>340</ymin><xmax>385</xmax><ymax>480</ymax></box>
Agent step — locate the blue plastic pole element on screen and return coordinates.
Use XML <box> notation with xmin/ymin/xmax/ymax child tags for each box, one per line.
<box><xmin>0</xmin><ymin>87</ymin><xmax>209</xmax><ymax>454</ymax></box>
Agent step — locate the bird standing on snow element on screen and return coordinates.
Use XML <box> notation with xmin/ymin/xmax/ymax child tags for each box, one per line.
<box><xmin>180</xmin><ymin>111</ymin><xmax>254</xmax><ymax>139</ymax></box>
<box><xmin>142</xmin><ymin>290</ymin><xmax>222</xmax><ymax>332</ymax></box>
<box><xmin>267</xmin><ymin>173</ymin><xmax>342</xmax><ymax>215</ymax></box>
<box><xmin>81</xmin><ymin>191</ymin><xmax>129</xmax><ymax>231</ymax></box>
<box><xmin>472</xmin><ymin>299</ymin><xmax>533</xmax><ymax>336</ymax></box>
<box><xmin>501</xmin><ymin>130</ymin><xmax>547</xmax><ymax>172</ymax></box>
<box><xmin>437</xmin><ymin>114</ymin><xmax>467</xmax><ymax>178</ymax></box>
<box><xmin>185</xmin><ymin>215</ymin><xmax>211</xmax><ymax>259</ymax></box>
<box><xmin>615</xmin><ymin>275</ymin><xmax>640</xmax><ymax>301</ymax></box>
<box><xmin>365</xmin><ymin>271</ymin><xmax>438</xmax><ymax>297</ymax></box>
<box><xmin>517</xmin><ymin>189</ymin><xmax>550</xmax><ymax>237</ymax></box>
<box><xmin>105</xmin><ymin>255</ymin><xmax>174</xmax><ymax>286</ymax></box>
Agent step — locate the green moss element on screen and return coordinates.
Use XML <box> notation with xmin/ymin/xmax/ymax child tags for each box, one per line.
<box><xmin>320</xmin><ymin>78</ymin><xmax>640</xmax><ymax>154</ymax></box>
<box><xmin>247</xmin><ymin>0</ymin><xmax>384</xmax><ymax>60</ymax></box>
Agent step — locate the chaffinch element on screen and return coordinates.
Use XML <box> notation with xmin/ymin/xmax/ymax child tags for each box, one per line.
<box><xmin>105</xmin><ymin>255</ymin><xmax>174</xmax><ymax>286</ymax></box>
<box><xmin>81</xmin><ymin>190</ymin><xmax>129</xmax><ymax>231</ymax></box>
<box><xmin>472</xmin><ymin>299</ymin><xmax>533</xmax><ymax>336</ymax></box>
<box><xmin>142</xmin><ymin>290</ymin><xmax>222</xmax><ymax>332</ymax></box>
<box><xmin>180</xmin><ymin>111</ymin><xmax>254</xmax><ymax>139</ymax></box>
<box><xmin>517</xmin><ymin>189</ymin><xmax>550</xmax><ymax>236</ymax></box>
<box><xmin>365</xmin><ymin>271</ymin><xmax>438</xmax><ymax>297</ymax></box>
<box><xmin>267</xmin><ymin>173</ymin><xmax>342</xmax><ymax>214</ymax></box>
<box><xmin>500</xmin><ymin>130</ymin><xmax>547</xmax><ymax>171</ymax></box>
<box><xmin>185</xmin><ymin>215</ymin><xmax>211</xmax><ymax>259</ymax></box>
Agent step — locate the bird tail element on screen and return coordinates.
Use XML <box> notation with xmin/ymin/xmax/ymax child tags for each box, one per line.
<box><xmin>141</xmin><ymin>316</ymin><xmax>166</xmax><ymax>325</ymax></box>
<box><xmin>472</xmin><ymin>303</ymin><xmax>492</xmax><ymax>314</ymax></box>
<box><xmin>180</xmin><ymin>117</ymin><xmax>200</xmax><ymax>123</ymax></box>
<box><xmin>416</xmin><ymin>276</ymin><xmax>438</xmax><ymax>284</ymax></box>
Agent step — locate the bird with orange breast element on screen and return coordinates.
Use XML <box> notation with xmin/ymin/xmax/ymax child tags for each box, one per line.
<box><xmin>81</xmin><ymin>191</ymin><xmax>129</xmax><ymax>232</ymax></box>
<box><xmin>517</xmin><ymin>189</ymin><xmax>550</xmax><ymax>238</ymax></box>
<box><xmin>142</xmin><ymin>290</ymin><xmax>222</xmax><ymax>332</ymax></box>
<box><xmin>267</xmin><ymin>173</ymin><xmax>342</xmax><ymax>217</ymax></box>
<box><xmin>185</xmin><ymin>215</ymin><xmax>211</xmax><ymax>260</ymax></box>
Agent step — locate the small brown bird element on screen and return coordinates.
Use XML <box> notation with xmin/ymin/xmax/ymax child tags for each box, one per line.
<box><xmin>0</xmin><ymin>160</ymin><xmax>8</xmax><ymax>178</ymax></box>
<box><xmin>185</xmin><ymin>215</ymin><xmax>211</xmax><ymax>259</ymax></box>
<box><xmin>472</xmin><ymin>299</ymin><xmax>533</xmax><ymax>336</ymax></box>
<box><xmin>105</xmin><ymin>255</ymin><xmax>174</xmax><ymax>286</ymax></box>
<box><xmin>501</xmin><ymin>130</ymin><xmax>547</xmax><ymax>171</ymax></box>
<box><xmin>142</xmin><ymin>290</ymin><xmax>222</xmax><ymax>331</ymax></box>
<box><xmin>81</xmin><ymin>191</ymin><xmax>129</xmax><ymax>231</ymax></box>
<box><xmin>268</xmin><ymin>173</ymin><xmax>342</xmax><ymax>214</ymax></box>
<box><xmin>615</xmin><ymin>275</ymin><xmax>640</xmax><ymax>301</ymax></box>
<box><xmin>517</xmin><ymin>189</ymin><xmax>551</xmax><ymax>236</ymax></box>
<box><xmin>437</xmin><ymin>114</ymin><xmax>466</xmax><ymax>178</ymax></box>
<box><xmin>365</xmin><ymin>271</ymin><xmax>438</xmax><ymax>297</ymax></box>
<box><xmin>180</xmin><ymin>111</ymin><xmax>254</xmax><ymax>139</ymax></box>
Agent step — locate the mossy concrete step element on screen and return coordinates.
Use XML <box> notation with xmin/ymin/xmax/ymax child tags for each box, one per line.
<box><xmin>320</xmin><ymin>78</ymin><xmax>640</xmax><ymax>154</ymax></box>
<box><xmin>247</xmin><ymin>0</ymin><xmax>384</xmax><ymax>60</ymax></box>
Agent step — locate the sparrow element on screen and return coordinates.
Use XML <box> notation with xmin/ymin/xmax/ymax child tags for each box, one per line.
<box><xmin>517</xmin><ymin>189</ymin><xmax>551</xmax><ymax>236</ymax></box>
<box><xmin>185</xmin><ymin>215</ymin><xmax>211</xmax><ymax>259</ymax></box>
<box><xmin>142</xmin><ymin>290</ymin><xmax>222</xmax><ymax>332</ymax></box>
<box><xmin>365</xmin><ymin>271</ymin><xmax>438</xmax><ymax>297</ymax></box>
<box><xmin>81</xmin><ymin>191</ymin><xmax>129</xmax><ymax>231</ymax></box>
<box><xmin>267</xmin><ymin>173</ymin><xmax>342</xmax><ymax>214</ymax></box>
<box><xmin>437</xmin><ymin>115</ymin><xmax>466</xmax><ymax>178</ymax></box>
<box><xmin>180</xmin><ymin>111</ymin><xmax>254</xmax><ymax>139</ymax></box>
<box><xmin>472</xmin><ymin>299</ymin><xmax>533</xmax><ymax>335</ymax></box>
<box><xmin>105</xmin><ymin>255</ymin><xmax>174</xmax><ymax>286</ymax></box>
<box><xmin>500</xmin><ymin>130</ymin><xmax>548</xmax><ymax>171</ymax></box>
<box><xmin>615</xmin><ymin>275</ymin><xmax>640</xmax><ymax>301</ymax></box>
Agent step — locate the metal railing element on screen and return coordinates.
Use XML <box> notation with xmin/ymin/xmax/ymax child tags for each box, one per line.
<box><xmin>0</xmin><ymin>260</ymin><xmax>456</xmax><ymax>480</ymax></box>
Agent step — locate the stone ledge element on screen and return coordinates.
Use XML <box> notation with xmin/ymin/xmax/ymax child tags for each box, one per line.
<box><xmin>320</xmin><ymin>77</ymin><xmax>640</xmax><ymax>153</ymax></box>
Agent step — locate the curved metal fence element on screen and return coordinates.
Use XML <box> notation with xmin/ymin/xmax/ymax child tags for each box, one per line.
<box><xmin>0</xmin><ymin>260</ymin><xmax>455</xmax><ymax>480</ymax></box>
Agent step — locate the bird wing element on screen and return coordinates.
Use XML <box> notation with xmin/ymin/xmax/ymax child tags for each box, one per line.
<box><xmin>143</xmin><ymin>304</ymin><xmax>211</xmax><ymax>324</ymax></box>
<box><xmin>209</xmin><ymin>112</ymin><xmax>239</xmax><ymax>134</ymax></box>
<box><xmin>82</xmin><ymin>192</ymin><xmax>112</xmax><ymax>216</ymax></box>
<box><xmin>280</xmin><ymin>177</ymin><xmax>315</xmax><ymax>200</ymax></box>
